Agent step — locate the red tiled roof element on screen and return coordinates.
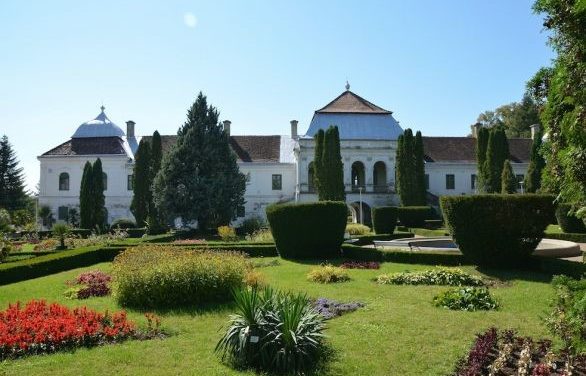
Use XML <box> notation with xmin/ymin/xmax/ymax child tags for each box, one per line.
<box><xmin>422</xmin><ymin>137</ymin><xmax>532</xmax><ymax>163</ymax></box>
<box><xmin>316</xmin><ymin>90</ymin><xmax>392</xmax><ymax>114</ymax></box>
<box><xmin>41</xmin><ymin>137</ymin><xmax>127</xmax><ymax>156</ymax></box>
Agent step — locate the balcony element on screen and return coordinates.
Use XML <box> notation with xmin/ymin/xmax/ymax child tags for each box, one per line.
<box><xmin>299</xmin><ymin>183</ymin><xmax>395</xmax><ymax>194</ymax></box>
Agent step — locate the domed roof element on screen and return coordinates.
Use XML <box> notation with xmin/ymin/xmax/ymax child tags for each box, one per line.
<box><xmin>72</xmin><ymin>106</ymin><xmax>125</xmax><ymax>138</ymax></box>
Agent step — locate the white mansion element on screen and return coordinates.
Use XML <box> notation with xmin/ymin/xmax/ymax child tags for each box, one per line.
<box><xmin>38</xmin><ymin>87</ymin><xmax>535</xmax><ymax>226</ymax></box>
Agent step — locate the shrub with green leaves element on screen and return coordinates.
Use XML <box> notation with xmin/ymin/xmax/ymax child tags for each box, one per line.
<box><xmin>112</xmin><ymin>246</ymin><xmax>249</xmax><ymax>308</ymax></box>
<box><xmin>397</xmin><ymin>206</ymin><xmax>432</xmax><ymax>228</ymax></box>
<box><xmin>376</xmin><ymin>268</ymin><xmax>484</xmax><ymax>286</ymax></box>
<box><xmin>307</xmin><ymin>264</ymin><xmax>350</xmax><ymax>284</ymax></box>
<box><xmin>215</xmin><ymin>287</ymin><xmax>327</xmax><ymax>374</ymax></box>
<box><xmin>266</xmin><ymin>201</ymin><xmax>347</xmax><ymax>259</ymax></box>
<box><xmin>441</xmin><ymin>194</ymin><xmax>555</xmax><ymax>267</ymax></box>
<box><xmin>0</xmin><ymin>239</ymin><xmax>12</xmax><ymax>263</ymax></box>
<box><xmin>239</xmin><ymin>216</ymin><xmax>265</xmax><ymax>236</ymax></box>
<box><xmin>371</xmin><ymin>206</ymin><xmax>398</xmax><ymax>234</ymax></box>
<box><xmin>433</xmin><ymin>287</ymin><xmax>498</xmax><ymax>311</ymax></box>
<box><xmin>51</xmin><ymin>223</ymin><xmax>70</xmax><ymax>250</ymax></box>
<box><xmin>110</xmin><ymin>218</ymin><xmax>136</xmax><ymax>231</ymax></box>
<box><xmin>556</xmin><ymin>203</ymin><xmax>586</xmax><ymax>234</ymax></box>
<box><xmin>345</xmin><ymin>223</ymin><xmax>371</xmax><ymax>236</ymax></box>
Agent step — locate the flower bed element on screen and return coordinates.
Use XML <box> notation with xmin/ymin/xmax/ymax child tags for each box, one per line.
<box><xmin>307</xmin><ymin>264</ymin><xmax>350</xmax><ymax>283</ymax></box>
<box><xmin>64</xmin><ymin>270</ymin><xmax>112</xmax><ymax>299</ymax></box>
<box><xmin>340</xmin><ymin>261</ymin><xmax>380</xmax><ymax>269</ymax></box>
<box><xmin>313</xmin><ymin>298</ymin><xmax>364</xmax><ymax>319</ymax></box>
<box><xmin>0</xmin><ymin>300</ymin><xmax>135</xmax><ymax>360</ymax></box>
<box><xmin>454</xmin><ymin>328</ymin><xmax>586</xmax><ymax>375</ymax></box>
<box><xmin>376</xmin><ymin>267</ymin><xmax>484</xmax><ymax>286</ymax></box>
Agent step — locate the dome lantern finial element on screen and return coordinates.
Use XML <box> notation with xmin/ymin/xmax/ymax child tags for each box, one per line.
<box><xmin>345</xmin><ymin>80</ymin><xmax>350</xmax><ymax>91</ymax></box>
<box><xmin>100</xmin><ymin>104</ymin><xmax>105</xmax><ymax>112</ymax></box>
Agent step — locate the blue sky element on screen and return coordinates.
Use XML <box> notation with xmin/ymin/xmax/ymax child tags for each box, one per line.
<box><xmin>0</xmin><ymin>1</ymin><xmax>553</xmax><ymax>191</ymax></box>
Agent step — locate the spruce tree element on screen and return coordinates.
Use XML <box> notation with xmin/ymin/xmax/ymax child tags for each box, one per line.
<box><xmin>79</xmin><ymin>161</ymin><xmax>93</xmax><ymax>229</ymax></box>
<box><xmin>414</xmin><ymin>131</ymin><xmax>426</xmax><ymax>205</ymax></box>
<box><xmin>131</xmin><ymin>139</ymin><xmax>151</xmax><ymax>227</ymax></box>
<box><xmin>0</xmin><ymin>135</ymin><xmax>27</xmax><ymax>211</ymax></box>
<box><xmin>153</xmin><ymin>92</ymin><xmax>246</xmax><ymax>229</ymax></box>
<box><xmin>501</xmin><ymin>160</ymin><xmax>517</xmax><ymax>194</ymax></box>
<box><xmin>475</xmin><ymin>127</ymin><xmax>490</xmax><ymax>192</ymax></box>
<box><xmin>313</xmin><ymin>129</ymin><xmax>325</xmax><ymax>200</ymax></box>
<box><xmin>524</xmin><ymin>129</ymin><xmax>545</xmax><ymax>193</ymax></box>
<box><xmin>91</xmin><ymin>158</ymin><xmax>106</xmax><ymax>231</ymax></box>
<box><xmin>484</xmin><ymin>128</ymin><xmax>509</xmax><ymax>193</ymax></box>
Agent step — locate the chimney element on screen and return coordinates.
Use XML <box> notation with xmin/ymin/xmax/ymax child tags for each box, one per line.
<box><xmin>530</xmin><ymin>124</ymin><xmax>541</xmax><ymax>140</ymax></box>
<box><xmin>290</xmin><ymin>120</ymin><xmax>298</xmax><ymax>139</ymax></box>
<box><xmin>126</xmin><ymin>120</ymin><xmax>135</xmax><ymax>138</ymax></box>
<box><xmin>223</xmin><ymin>120</ymin><xmax>231</xmax><ymax>136</ymax></box>
<box><xmin>470</xmin><ymin>122</ymin><xmax>481</xmax><ymax>138</ymax></box>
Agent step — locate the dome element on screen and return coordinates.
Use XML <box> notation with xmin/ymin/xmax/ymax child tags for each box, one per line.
<box><xmin>72</xmin><ymin>106</ymin><xmax>125</xmax><ymax>138</ymax></box>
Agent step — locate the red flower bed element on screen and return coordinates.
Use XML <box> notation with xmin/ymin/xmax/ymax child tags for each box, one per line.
<box><xmin>0</xmin><ymin>300</ymin><xmax>135</xmax><ymax>359</ymax></box>
<box><xmin>340</xmin><ymin>261</ymin><xmax>380</xmax><ymax>269</ymax></box>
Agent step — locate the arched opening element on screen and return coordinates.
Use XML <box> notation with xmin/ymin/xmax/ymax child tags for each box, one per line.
<box><xmin>373</xmin><ymin>161</ymin><xmax>387</xmax><ymax>192</ymax></box>
<box><xmin>349</xmin><ymin>201</ymin><xmax>372</xmax><ymax>226</ymax></box>
<box><xmin>308</xmin><ymin>162</ymin><xmax>316</xmax><ymax>193</ymax></box>
<box><xmin>59</xmin><ymin>172</ymin><xmax>70</xmax><ymax>191</ymax></box>
<box><xmin>351</xmin><ymin>161</ymin><xmax>365</xmax><ymax>192</ymax></box>
<box><xmin>102</xmin><ymin>173</ymin><xmax>108</xmax><ymax>190</ymax></box>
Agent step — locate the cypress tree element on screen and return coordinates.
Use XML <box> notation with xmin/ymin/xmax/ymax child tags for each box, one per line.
<box><xmin>396</xmin><ymin>134</ymin><xmax>404</xmax><ymax>202</ymax></box>
<box><xmin>131</xmin><ymin>139</ymin><xmax>151</xmax><ymax>227</ymax></box>
<box><xmin>331</xmin><ymin>126</ymin><xmax>345</xmax><ymax>201</ymax></box>
<box><xmin>501</xmin><ymin>160</ymin><xmax>517</xmax><ymax>194</ymax></box>
<box><xmin>319</xmin><ymin>126</ymin><xmax>345</xmax><ymax>201</ymax></box>
<box><xmin>524</xmin><ymin>129</ymin><xmax>545</xmax><ymax>193</ymax></box>
<box><xmin>79</xmin><ymin>161</ymin><xmax>93</xmax><ymax>229</ymax></box>
<box><xmin>153</xmin><ymin>92</ymin><xmax>246</xmax><ymax>229</ymax></box>
<box><xmin>313</xmin><ymin>129</ymin><xmax>325</xmax><ymax>200</ymax></box>
<box><xmin>475</xmin><ymin>127</ymin><xmax>490</xmax><ymax>192</ymax></box>
<box><xmin>414</xmin><ymin>131</ymin><xmax>426</xmax><ymax>205</ymax></box>
<box><xmin>484</xmin><ymin>128</ymin><xmax>509</xmax><ymax>193</ymax></box>
<box><xmin>0</xmin><ymin>135</ymin><xmax>27</xmax><ymax>211</ymax></box>
<box><xmin>91</xmin><ymin>158</ymin><xmax>106</xmax><ymax>231</ymax></box>
<box><xmin>148</xmin><ymin>130</ymin><xmax>165</xmax><ymax>231</ymax></box>
<box><xmin>397</xmin><ymin>129</ymin><xmax>417</xmax><ymax>205</ymax></box>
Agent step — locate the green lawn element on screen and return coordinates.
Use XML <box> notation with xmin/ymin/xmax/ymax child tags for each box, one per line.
<box><xmin>0</xmin><ymin>258</ymin><xmax>558</xmax><ymax>375</ymax></box>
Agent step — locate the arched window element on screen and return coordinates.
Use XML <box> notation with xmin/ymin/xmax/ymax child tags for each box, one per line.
<box><xmin>373</xmin><ymin>161</ymin><xmax>387</xmax><ymax>192</ymax></box>
<box><xmin>351</xmin><ymin>161</ymin><xmax>365</xmax><ymax>192</ymax></box>
<box><xmin>59</xmin><ymin>173</ymin><xmax>69</xmax><ymax>191</ymax></box>
<box><xmin>308</xmin><ymin>162</ymin><xmax>316</xmax><ymax>193</ymax></box>
<box><xmin>102</xmin><ymin>173</ymin><xmax>108</xmax><ymax>190</ymax></box>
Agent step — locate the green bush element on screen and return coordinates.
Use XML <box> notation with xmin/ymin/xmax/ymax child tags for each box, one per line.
<box><xmin>238</xmin><ymin>216</ymin><xmax>265</xmax><ymax>236</ymax></box>
<box><xmin>433</xmin><ymin>287</ymin><xmax>498</xmax><ymax>311</ymax></box>
<box><xmin>376</xmin><ymin>267</ymin><xmax>484</xmax><ymax>286</ymax></box>
<box><xmin>0</xmin><ymin>240</ymin><xmax>12</xmax><ymax>263</ymax></box>
<box><xmin>307</xmin><ymin>264</ymin><xmax>350</xmax><ymax>283</ymax></box>
<box><xmin>345</xmin><ymin>223</ymin><xmax>371</xmax><ymax>236</ymax></box>
<box><xmin>397</xmin><ymin>206</ymin><xmax>432</xmax><ymax>227</ymax></box>
<box><xmin>110</xmin><ymin>218</ymin><xmax>136</xmax><ymax>231</ymax></box>
<box><xmin>545</xmin><ymin>232</ymin><xmax>586</xmax><ymax>243</ymax></box>
<box><xmin>342</xmin><ymin>243</ymin><xmax>466</xmax><ymax>265</ymax></box>
<box><xmin>266</xmin><ymin>201</ymin><xmax>347</xmax><ymax>259</ymax></box>
<box><xmin>441</xmin><ymin>194</ymin><xmax>555</xmax><ymax>267</ymax></box>
<box><xmin>126</xmin><ymin>228</ymin><xmax>147</xmax><ymax>238</ymax></box>
<box><xmin>371</xmin><ymin>206</ymin><xmax>398</xmax><ymax>234</ymax></box>
<box><xmin>112</xmin><ymin>245</ymin><xmax>249</xmax><ymax>308</ymax></box>
<box><xmin>556</xmin><ymin>204</ymin><xmax>586</xmax><ymax>233</ymax></box>
<box><xmin>70</xmin><ymin>229</ymin><xmax>91</xmax><ymax>238</ymax></box>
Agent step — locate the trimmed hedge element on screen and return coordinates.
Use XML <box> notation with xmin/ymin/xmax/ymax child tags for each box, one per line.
<box><xmin>341</xmin><ymin>244</ymin><xmax>466</xmax><ymax>265</ymax></box>
<box><xmin>556</xmin><ymin>204</ymin><xmax>586</xmax><ymax>234</ymax></box>
<box><xmin>110</xmin><ymin>218</ymin><xmax>136</xmax><ymax>231</ymax></box>
<box><xmin>371</xmin><ymin>207</ymin><xmax>398</xmax><ymax>234</ymax></box>
<box><xmin>545</xmin><ymin>232</ymin><xmax>586</xmax><ymax>243</ymax></box>
<box><xmin>192</xmin><ymin>244</ymin><xmax>277</xmax><ymax>257</ymax></box>
<box><xmin>350</xmin><ymin>232</ymin><xmax>413</xmax><ymax>246</ymax></box>
<box><xmin>441</xmin><ymin>194</ymin><xmax>555</xmax><ymax>267</ymax></box>
<box><xmin>0</xmin><ymin>246</ymin><xmax>123</xmax><ymax>285</ymax></box>
<box><xmin>266</xmin><ymin>201</ymin><xmax>347</xmax><ymax>259</ymax></box>
<box><xmin>397</xmin><ymin>206</ymin><xmax>432</xmax><ymax>227</ymax></box>
<box><xmin>126</xmin><ymin>228</ymin><xmax>147</xmax><ymax>238</ymax></box>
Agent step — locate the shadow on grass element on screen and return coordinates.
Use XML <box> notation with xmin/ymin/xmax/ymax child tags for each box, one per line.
<box><xmin>124</xmin><ymin>300</ymin><xmax>237</xmax><ymax>317</ymax></box>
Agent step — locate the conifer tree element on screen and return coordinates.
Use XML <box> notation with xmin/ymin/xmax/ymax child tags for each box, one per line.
<box><xmin>313</xmin><ymin>129</ymin><xmax>325</xmax><ymax>199</ymax></box>
<box><xmin>484</xmin><ymin>128</ymin><xmax>509</xmax><ymax>193</ymax></box>
<box><xmin>396</xmin><ymin>129</ymin><xmax>417</xmax><ymax>205</ymax></box>
<box><xmin>131</xmin><ymin>139</ymin><xmax>151</xmax><ymax>227</ymax></box>
<box><xmin>414</xmin><ymin>131</ymin><xmax>426</xmax><ymax>205</ymax></box>
<box><xmin>0</xmin><ymin>135</ymin><xmax>27</xmax><ymax>211</ymax></box>
<box><xmin>153</xmin><ymin>92</ymin><xmax>246</xmax><ymax>229</ymax></box>
<box><xmin>524</xmin><ymin>129</ymin><xmax>545</xmax><ymax>193</ymax></box>
<box><xmin>147</xmin><ymin>130</ymin><xmax>165</xmax><ymax>231</ymax></box>
<box><xmin>501</xmin><ymin>160</ymin><xmax>517</xmax><ymax>194</ymax></box>
<box><xmin>79</xmin><ymin>161</ymin><xmax>93</xmax><ymax>229</ymax></box>
<box><xmin>91</xmin><ymin>158</ymin><xmax>106</xmax><ymax>231</ymax></box>
<box><xmin>330</xmin><ymin>126</ymin><xmax>345</xmax><ymax>201</ymax></box>
<box><xmin>475</xmin><ymin>127</ymin><xmax>490</xmax><ymax>192</ymax></box>
<box><xmin>319</xmin><ymin>126</ymin><xmax>345</xmax><ymax>201</ymax></box>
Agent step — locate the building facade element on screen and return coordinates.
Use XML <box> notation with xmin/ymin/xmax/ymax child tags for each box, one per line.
<box><xmin>38</xmin><ymin>88</ymin><xmax>534</xmax><ymax>227</ymax></box>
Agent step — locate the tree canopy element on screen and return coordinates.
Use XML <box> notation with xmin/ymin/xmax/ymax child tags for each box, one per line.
<box><xmin>476</xmin><ymin>94</ymin><xmax>541</xmax><ymax>138</ymax></box>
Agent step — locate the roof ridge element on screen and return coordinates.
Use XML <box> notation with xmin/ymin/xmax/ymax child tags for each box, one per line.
<box><xmin>315</xmin><ymin>90</ymin><xmax>392</xmax><ymax>114</ymax></box>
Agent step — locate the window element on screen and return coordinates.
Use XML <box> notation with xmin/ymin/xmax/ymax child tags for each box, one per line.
<box><xmin>446</xmin><ymin>174</ymin><xmax>455</xmax><ymax>190</ymax></box>
<box><xmin>424</xmin><ymin>174</ymin><xmax>429</xmax><ymax>190</ymax></box>
<box><xmin>237</xmin><ymin>205</ymin><xmax>245</xmax><ymax>218</ymax></box>
<box><xmin>102</xmin><ymin>173</ymin><xmax>108</xmax><ymax>190</ymax></box>
<box><xmin>272</xmin><ymin>174</ymin><xmax>282</xmax><ymax>190</ymax></box>
<box><xmin>59</xmin><ymin>173</ymin><xmax>69</xmax><ymax>191</ymax></box>
<box><xmin>58</xmin><ymin>206</ymin><xmax>69</xmax><ymax>221</ymax></box>
<box><xmin>127</xmin><ymin>174</ymin><xmax>133</xmax><ymax>191</ymax></box>
<box><xmin>471</xmin><ymin>174</ymin><xmax>477</xmax><ymax>190</ymax></box>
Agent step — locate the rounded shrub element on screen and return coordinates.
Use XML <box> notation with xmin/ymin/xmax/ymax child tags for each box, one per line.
<box><xmin>266</xmin><ymin>201</ymin><xmax>347</xmax><ymax>259</ymax></box>
<box><xmin>345</xmin><ymin>223</ymin><xmax>371</xmax><ymax>236</ymax></box>
<box><xmin>397</xmin><ymin>206</ymin><xmax>432</xmax><ymax>227</ymax></box>
<box><xmin>238</xmin><ymin>216</ymin><xmax>265</xmax><ymax>236</ymax></box>
<box><xmin>556</xmin><ymin>204</ymin><xmax>586</xmax><ymax>234</ymax></box>
<box><xmin>371</xmin><ymin>206</ymin><xmax>398</xmax><ymax>234</ymax></box>
<box><xmin>441</xmin><ymin>194</ymin><xmax>555</xmax><ymax>267</ymax></box>
<box><xmin>110</xmin><ymin>218</ymin><xmax>136</xmax><ymax>231</ymax></box>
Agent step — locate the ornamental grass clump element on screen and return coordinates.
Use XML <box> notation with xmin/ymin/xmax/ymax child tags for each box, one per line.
<box><xmin>307</xmin><ymin>264</ymin><xmax>350</xmax><ymax>283</ymax></box>
<box><xmin>376</xmin><ymin>267</ymin><xmax>484</xmax><ymax>286</ymax></box>
<box><xmin>216</xmin><ymin>287</ymin><xmax>327</xmax><ymax>375</ymax></box>
<box><xmin>433</xmin><ymin>287</ymin><xmax>498</xmax><ymax>311</ymax></box>
<box><xmin>112</xmin><ymin>245</ymin><xmax>249</xmax><ymax>308</ymax></box>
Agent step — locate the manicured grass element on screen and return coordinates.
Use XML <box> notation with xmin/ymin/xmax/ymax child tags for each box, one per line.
<box><xmin>0</xmin><ymin>258</ymin><xmax>557</xmax><ymax>375</ymax></box>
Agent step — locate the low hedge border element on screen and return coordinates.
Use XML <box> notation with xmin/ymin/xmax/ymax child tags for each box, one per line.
<box><xmin>350</xmin><ymin>232</ymin><xmax>414</xmax><ymax>246</ymax></box>
<box><xmin>184</xmin><ymin>244</ymin><xmax>277</xmax><ymax>258</ymax></box>
<box><xmin>545</xmin><ymin>232</ymin><xmax>586</xmax><ymax>243</ymax></box>
<box><xmin>0</xmin><ymin>246</ymin><xmax>124</xmax><ymax>286</ymax></box>
<box><xmin>341</xmin><ymin>244</ymin><xmax>466</xmax><ymax>265</ymax></box>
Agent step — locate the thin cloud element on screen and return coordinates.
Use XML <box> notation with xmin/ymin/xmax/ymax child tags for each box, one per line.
<box><xmin>184</xmin><ymin>12</ymin><xmax>197</xmax><ymax>28</ymax></box>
